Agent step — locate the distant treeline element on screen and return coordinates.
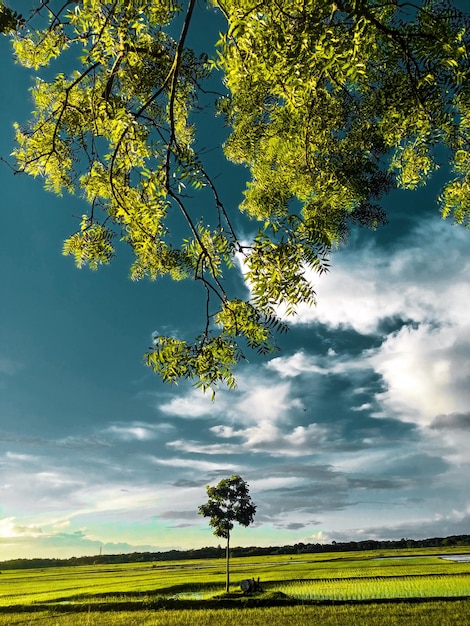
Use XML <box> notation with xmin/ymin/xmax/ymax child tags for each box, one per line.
<box><xmin>1</xmin><ymin>535</ymin><xmax>470</xmax><ymax>570</ymax></box>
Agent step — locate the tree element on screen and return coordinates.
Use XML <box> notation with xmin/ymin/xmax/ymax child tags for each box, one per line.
<box><xmin>0</xmin><ymin>2</ymin><xmax>22</xmax><ymax>34</ymax></box>
<box><xmin>4</xmin><ymin>1</ymin><xmax>470</xmax><ymax>392</ymax></box>
<box><xmin>198</xmin><ymin>474</ymin><xmax>256</xmax><ymax>592</ymax></box>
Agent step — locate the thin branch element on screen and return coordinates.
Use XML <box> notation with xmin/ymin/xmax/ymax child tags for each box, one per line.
<box><xmin>168</xmin><ymin>188</ymin><xmax>227</xmax><ymax>304</ymax></box>
<box><xmin>198</xmin><ymin>165</ymin><xmax>241</xmax><ymax>250</ymax></box>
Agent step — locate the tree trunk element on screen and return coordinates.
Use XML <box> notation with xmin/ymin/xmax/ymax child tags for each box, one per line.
<box><xmin>225</xmin><ymin>532</ymin><xmax>230</xmax><ymax>593</ymax></box>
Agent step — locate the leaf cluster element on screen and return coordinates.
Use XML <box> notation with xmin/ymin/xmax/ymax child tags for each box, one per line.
<box><xmin>0</xmin><ymin>2</ymin><xmax>24</xmax><ymax>34</ymax></box>
<box><xmin>198</xmin><ymin>475</ymin><xmax>257</xmax><ymax>539</ymax></box>
<box><xmin>7</xmin><ymin>0</ymin><xmax>470</xmax><ymax>391</ymax></box>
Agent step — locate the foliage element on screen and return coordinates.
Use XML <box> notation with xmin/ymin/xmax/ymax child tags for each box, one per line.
<box><xmin>5</xmin><ymin>0</ymin><xmax>470</xmax><ymax>390</ymax></box>
<box><xmin>0</xmin><ymin>2</ymin><xmax>23</xmax><ymax>34</ymax></box>
<box><xmin>198</xmin><ymin>474</ymin><xmax>256</xmax><ymax>540</ymax></box>
<box><xmin>199</xmin><ymin>474</ymin><xmax>256</xmax><ymax>591</ymax></box>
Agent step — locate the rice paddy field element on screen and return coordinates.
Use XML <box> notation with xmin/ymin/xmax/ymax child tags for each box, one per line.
<box><xmin>0</xmin><ymin>548</ymin><xmax>469</xmax><ymax>624</ymax></box>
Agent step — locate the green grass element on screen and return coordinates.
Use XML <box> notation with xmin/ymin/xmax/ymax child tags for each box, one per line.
<box><xmin>277</xmin><ymin>573</ymin><xmax>470</xmax><ymax>600</ymax></box>
<box><xmin>0</xmin><ymin>548</ymin><xmax>469</xmax><ymax>624</ymax></box>
<box><xmin>1</xmin><ymin>602</ymin><xmax>470</xmax><ymax>626</ymax></box>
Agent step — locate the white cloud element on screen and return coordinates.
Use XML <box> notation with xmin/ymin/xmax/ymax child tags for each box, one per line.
<box><xmin>161</xmin><ymin>376</ymin><xmax>304</xmax><ymax>424</ymax></box>
<box><xmin>107</xmin><ymin>426</ymin><xmax>156</xmax><ymax>440</ymax></box>
<box><xmin>284</xmin><ymin>423</ymin><xmax>328</xmax><ymax>448</ymax></box>
<box><xmin>159</xmin><ymin>389</ymin><xmax>221</xmax><ymax>418</ymax></box>
<box><xmin>0</xmin><ymin>517</ymin><xmax>44</xmax><ymax>539</ymax></box>
<box><xmin>334</xmin><ymin>448</ymin><xmax>398</xmax><ymax>474</ymax></box>
<box><xmin>167</xmin><ymin>439</ymin><xmax>239</xmax><ymax>455</ymax></box>
<box><xmin>288</xmin><ymin>219</ymin><xmax>470</xmax><ymax>334</ymax></box>
<box><xmin>105</xmin><ymin>422</ymin><xmax>174</xmax><ymax>441</ymax></box>
<box><xmin>86</xmin><ymin>486</ymin><xmax>160</xmax><ymax>514</ymax></box>
<box><xmin>367</xmin><ymin>323</ymin><xmax>470</xmax><ymax>426</ymax></box>
<box><xmin>260</xmin><ymin>218</ymin><xmax>470</xmax><ymax>431</ymax></box>
<box><xmin>214</xmin><ymin>419</ymin><xmax>281</xmax><ymax>449</ymax></box>
<box><xmin>5</xmin><ymin>452</ymin><xmax>38</xmax><ymax>462</ymax></box>
<box><xmin>308</xmin><ymin>530</ymin><xmax>329</xmax><ymax>544</ymax></box>
<box><xmin>169</xmin><ymin>419</ymin><xmax>328</xmax><ymax>458</ymax></box>
<box><xmin>151</xmin><ymin>456</ymin><xmax>238</xmax><ymax>473</ymax></box>
<box><xmin>231</xmin><ymin>380</ymin><xmax>303</xmax><ymax>423</ymax></box>
<box><xmin>352</xmin><ymin>403</ymin><xmax>373</xmax><ymax>412</ymax></box>
<box><xmin>158</xmin><ymin>366</ymin><xmax>335</xmax><ymax>458</ymax></box>
<box><xmin>265</xmin><ymin>350</ymin><xmax>366</xmax><ymax>382</ymax></box>
<box><xmin>267</xmin><ymin>351</ymin><xmax>327</xmax><ymax>378</ymax></box>
<box><xmin>248</xmin><ymin>475</ymin><xmax>301</xmax><ymax>493</ymax></box>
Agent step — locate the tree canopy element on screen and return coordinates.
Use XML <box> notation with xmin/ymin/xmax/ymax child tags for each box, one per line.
<box><xmin>198</xmin><ymin>474</ymin><xmax>256</xmax><ymax>591</ymax></box>
<box><xmin>4</xmin><ymin>0</ymin><xmax>470</xmax><ymax>392</ymax></box>
<box><xmin>0</xmin><ymin>2</ymin><xmax>23</xmax><ymax>33</ymax></box>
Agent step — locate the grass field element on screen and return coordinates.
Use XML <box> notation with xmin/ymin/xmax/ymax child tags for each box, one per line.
<box><xmin>0</xmin><ymin>548</ymin><xmax>469</xmax><ymax>624</ymax></box>
<box><xmin>1</xmin><ymin>603</ymin><xmax>470</xmax><ymax>626</ymax></box>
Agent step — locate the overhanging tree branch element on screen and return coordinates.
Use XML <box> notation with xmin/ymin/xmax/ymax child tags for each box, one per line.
<box><xmin>5</xmin><ymin>0</ymin><xmax>470</xmax><ymax>392</ymax></box>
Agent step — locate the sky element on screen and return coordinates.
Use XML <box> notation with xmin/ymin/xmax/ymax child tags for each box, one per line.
<box><xmin>1</xmin><ymin>3</ymin><xmax>470</xmax><ymax>561</ymax></box>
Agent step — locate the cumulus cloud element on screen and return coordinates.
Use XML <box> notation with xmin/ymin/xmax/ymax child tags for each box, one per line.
<box><xmin>233</xmin><ymin>380</ymin><xmax>304</xmax><ymax>422</ymax></box>
<box><xmin>260</xmin><ymin>218</ymin><xmax>470</xmax><ymax>432</ymax></box>
<box><xmin>159</xmin><ymin>372</ymin><xmax>324</xmax><ymax>457</ymax></box>
<box><xmin>159</xmin><ymin>377</ymin><xmax>304</xmax><ymax>428</ymax></box>
<box><xmin>0</xmin><ymin>517</ymin><xmax>44</xmax><ymax>539</ymax></box>
<box><xmin>169</xmin><ymin>418</ymin><xmax>328</xmax><ymax>458</ymax></box>
<box><xmin>285</xmin><ymin>219</ymin><xmax>470</xmax><ymax>332</ymax></box>
<box><xmin>267</xmin><ymin>351</ymin><xmax>328</xmax><ymax>378</ymax></box>
<box><xmin>366</xmin><ymin>323</ymin><xmax>470</xmax><ymax>425</ymax></box>
<box><xmin>308</xmin><ymin>530</ymin><xmax>329</xmax><ymax>544</ymax></box>
<box><xmin>159</xmin><ymin>389</ymin><xmax>220</xmax><ymax>418</ymax></box>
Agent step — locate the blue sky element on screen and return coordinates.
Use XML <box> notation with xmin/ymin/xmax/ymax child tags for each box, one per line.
<box><xmin>1</xmin><ymin>3</ymin><xmax>470</xmax><ymax>560</ymax></box>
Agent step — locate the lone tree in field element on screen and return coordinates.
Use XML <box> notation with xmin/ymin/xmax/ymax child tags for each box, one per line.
<box><xmin>3</xmin><ymin>1</ymin><xmax>470</xmax><ymax>392</ymax></box>
<box><xmin>198</xmin><ymin>475</ymin><xmax>256</xmax><ymax>593</ymax></box>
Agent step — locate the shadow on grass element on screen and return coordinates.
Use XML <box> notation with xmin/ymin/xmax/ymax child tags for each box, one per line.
<box><xmin>1</xmin><ymin>592</ymin><xmax>470</xmax><ymax>615</ymax></box>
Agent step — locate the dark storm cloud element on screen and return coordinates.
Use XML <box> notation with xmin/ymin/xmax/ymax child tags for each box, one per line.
<box><xmin>430</xmin><ymin>412</ymin><xmax>470</xmax><ymax>430</ymax></box>
<box><xmin>260</xmin><ymin>491</ymin><xmax>349</xmax><ymax>517</ymax></box>
<box><xmin>259</xmin><ymin>473</ymin><xmax>420</xmax><ymax>513</ymax></box>
<box><xmin>171</xmin><ymin>479</ymin><xmax>205</xmax><ymax>489</ymax></box>
<box><xmin>247</xmin><ymin>448</ymin><xmax>453</xmax><ymax>530</ymax></box>
<box><xmin>283</xmin><ymin>522</ymin><xmax>314</xmax><ymax>530</ymax></box>
<box><xmin>347</xmin><ymin>477</ymin><xmax>419</xmax><ymax>491</ymax></box>
<box><xmin>329</xmin><ymin>512</ymin><xmax>470</xmax><ymax>543</ymax></box>
<box><xmin>376</xmin><ymin>452</ymin><xmax>450</xmax><ymax>479</ymax></box>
